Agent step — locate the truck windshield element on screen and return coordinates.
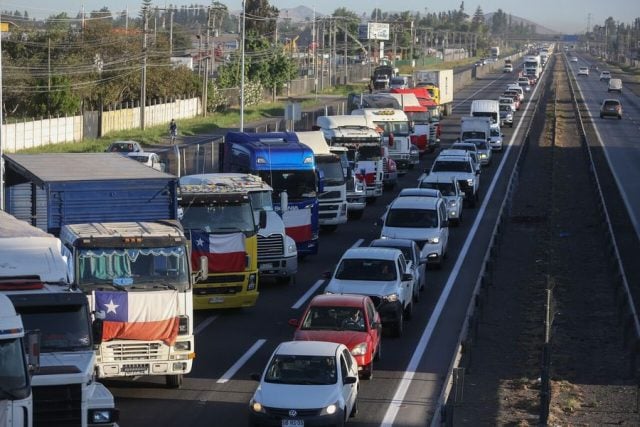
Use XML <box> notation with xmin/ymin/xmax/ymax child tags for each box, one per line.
<box><xmin>258</xmin><ymin>170</ymin><xmax>317</xmax><ymax>201</ymax></box>
<box><xmin>18</xmin><ymin>304</ymin><xmax>91</xmax><ymax>352</ymax></box>
<box><xmin>316</xmin><ymin>157</ymin><xmax>345</xmax><ymax>186</ymax></box>
<box><xmin>374</xmin><ymin>121</ymin><xmax>410</xmax><ymax>137</ymax></box>
<box><xmin>0</xmin><ymin>338</ymin><xmax>29</xmax><ymax>399</ymax></box>
<box><xmin>76</xmin><ymin>246</ymin><xmax>190</xmax><ymax>291</ymax></box>
<box><xmin>356</xmin><ymin>146</ymin><xmax>381</xmax><ymax>161</ymax></box>
<box><xmin>181</xmin><ymin>203</ymin><xmax>256</xmax><ymax>234</ymax></box>
<box><xmin>406</xmin><ymin>111</ymin><xmax>430</xmax><ymax>123</ymax></box>
<box><xmin>249</xmin><ymin>190</ymin><xmax>274</xmax><ymax>211</ymax></box>
<box><xmin>428</xmin><ymin>107</ymin><xmax>440</xmax><ymax>121</ymax></box>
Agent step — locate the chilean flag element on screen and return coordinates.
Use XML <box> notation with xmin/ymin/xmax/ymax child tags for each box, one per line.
<box><xmin>282</xmin><ymin>209</ymin><xmax>312</xmax><ymax>243</ymax></box>
<box><xmin>95</xmin><ymin>290</ymin><xmax>179</xmax><ymax>346</ymax></box>
<box><xmin>190</xmin><ymin>231</ymin><xmax>246</xmax><ymax>273</ymax></box>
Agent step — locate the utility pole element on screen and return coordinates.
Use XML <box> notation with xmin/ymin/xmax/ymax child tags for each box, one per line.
<box><xmin>169</xmin><ymin>10</ymin><xmax>174</xmax><ymax>56</ymax></box>
<box><xmin>343</xmin><ymin>22</ymin><xmax>348</xmax><ymax>85</ymax></box>
<box><xmin>141</xmin><ymin>7</ymin><xmax>148</xmax><ymax>130</ymax></box>
<box><xmin>202</xmin><ymin>6</ymin><xmax>211</xmax><ymax>117</ymax></box>
<box><xmin>240</xmin><ymin>0</ymin><xmax>246</xmax><ymax>131</ymax></box>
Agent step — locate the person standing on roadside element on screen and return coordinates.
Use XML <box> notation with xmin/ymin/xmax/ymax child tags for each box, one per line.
<box><xmin>169</xmin><ymin>119</ymin><xmax>178</xmax><ymax>143</ymax></box>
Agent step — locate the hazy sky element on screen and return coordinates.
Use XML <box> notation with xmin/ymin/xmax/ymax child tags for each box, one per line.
<box><xmin>3</xmin><ymin>0</ymin><xmax>638</xmax><ymax>33</ymax></box>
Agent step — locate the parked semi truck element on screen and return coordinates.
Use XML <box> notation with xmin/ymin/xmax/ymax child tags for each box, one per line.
<box><xmin>3</xmin><ymin>153</ymin><xmax>207</xmax><ymax>389</ymax></box>
<box><xmin>315</xmin><ymin>115</ymin><xmax>393</xmax><ymax>195</ymax></box>
<box><xmin>0</xmin><ymin>293</ymin><xmax>36</xmax><ymax>427</ymax></box>
<box><xmin>385</xmin><ymin>92</ymin><xmax>435</xmax><ymax>154</ymax></box>
<box><xmin>295</xmin><ymin>131</ymin><xmax>347</xmax><ymax>231</ymax></box>
<box><xmin>390</xmin><ymin>88</ymin><xmax>441</xmax><ymax>149</ymax></box>
<box><xmin>414</xmin><ymin>69</ymin><xmax>454</xmax><ymax>116</ymax></box>
<box><xmin>0</xmin><ymin>210</ymin><xmax>118</xmax><ymax>427</ymax></box>
<box><xmin>221</xmin><ymin>132</ymin><xmax>320</xmax><ymax>257</ymax></box>
<box><xmin>351</xmin><ymin>108</ymin><xmax>415</xmax><ymax>174</ymax></box>
<box><xmin>187</xmin><ymin>174</ymin><xmax>298</xmax><ymax>283</ymax></box>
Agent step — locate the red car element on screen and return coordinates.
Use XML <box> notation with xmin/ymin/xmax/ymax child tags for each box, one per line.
<box><xmin>289</xmin><ymin>294</ymin><xmax>382</xmax><ymax>379</ymax></box>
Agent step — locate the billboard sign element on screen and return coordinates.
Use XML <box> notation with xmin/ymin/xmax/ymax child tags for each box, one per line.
<box><xmin>358</xmin><ymin>22</ymin><xmax>390</xmax><ymax>41</ymax></box>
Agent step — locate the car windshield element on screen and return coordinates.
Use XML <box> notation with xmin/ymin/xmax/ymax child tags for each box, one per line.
<box><xmin>265</xmin><ymin>354</ymin><xmax>338</xmax><ymax>385</ymax></box>
<box><xmin>603</xmin><ymin>101</ymin><xmax>619</xmax><ymax>108</ymax></box>
<box><xmin>421</xmin><ymin>181</ymin><xmax>456</xmax><ymax>196</ymax></box>
<box><xmin>499</xmin><ymin>105</ymin><xmax>512</xmax><ymax>112</ymax></box>
<box><xmin>108</xmin><ymin>142</ymin><xmax>138</xmax><ymax>152</ymax></box>
<box><xmin>335</xmin><ymin>258</ymin><xmax>397</xmax><ymax>281</ymax></box>
<box><xmin>372</xmin><ymin>244</ymin><xmax>412</xmax><ymax>263</ymax></box>
<box><xmin>301</xmin><ymin>306</ymin><xmax>366</xmax><ymax>332</ymax></box>
<box><xmin>18</xmin><ymin>304</ymin><xmax>92</xmax><ymax>352</ymax></box>
<box><xmin>432</xmin><ymin>160</ymin><xmax>471</xmax><ymax>173</ymax></box>
<box><xmin>474</xmin><ymin>140</ymin><xmax>489</xmax><ymax>150</ymax></box>
<box><xmin>385</xmin><ymin>208</ymin><xmax>438</xmax><ymax>228</ymax></box>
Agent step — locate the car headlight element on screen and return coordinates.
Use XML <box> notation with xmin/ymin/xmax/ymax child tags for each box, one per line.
<box><xmin>479</xmin><ymin>153</ymin><xmax>487</xmax><ymax>159</ymax></box>
<box><xmin>88</xmin><ymin>408</ymin><xmax>119</xmax><ymax>424</ymax></box>
<box><xmin>430</xmin><ymin>236</ymin><xmax>440</xmax><ymax>244</ymax></box>
<box><xmin>448</xmin><ymin>200</ymin><xmax>457</xmax><ymax>207</ymax></box>
<box><xmin>250</xmin><ymin>399</ymin><xmax>265</xmax><ymax>413</ymax></box>
<box><xmin>321</xmin><ymin>402</ymin><xmax>339</xmax><ymax>415</ymax></box>
<box><xmin>383</xmin><ymin>293</ymin><xmax>399</xmax><ymax>302</ymax></box>
<box><xmin>467</xmin><ymin>179</ymin><xmax>474</xmax><ymax>186</ymax></box>
<box><xmin>351</xmin><ymin>343</ymin><xmax>368</xmax><ymax>356</ymax></box>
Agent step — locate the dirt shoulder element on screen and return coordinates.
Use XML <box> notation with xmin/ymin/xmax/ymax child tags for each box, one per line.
<box><xmin>450</xmin><ymin>55</ymin><xmax>639</xmax><ymax>426</ymax></box>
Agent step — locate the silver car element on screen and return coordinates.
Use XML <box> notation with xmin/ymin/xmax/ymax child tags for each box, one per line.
<box><xmin>418</xmin><ymin>177</ymin><xmax>464</xmax><ymax>226</ymax></box>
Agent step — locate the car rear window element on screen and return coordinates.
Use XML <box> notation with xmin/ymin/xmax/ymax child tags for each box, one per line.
<box><xmin>604</xmin><ymin>101</ymin><xmax>619</xmax><ymax>107</ymax></box>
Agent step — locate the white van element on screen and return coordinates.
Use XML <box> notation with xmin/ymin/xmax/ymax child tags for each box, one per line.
<box><xmin>608</xmin><ymin>78</ymin><xmax>622</xmax><ymax>93</ymax></box>
<box><xmin>470</xmin><ymin>100</ymin><xmax>500</xmax><ymax>125</ymax></box>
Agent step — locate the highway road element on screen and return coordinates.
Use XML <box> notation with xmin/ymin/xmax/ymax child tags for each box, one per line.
<box><xmin>567</xmin><ymin>55</ymin><xmax>640</xmax><ymax>242</ymax></box>
<box><xmin>107</xmin><ymin>61</ymin><xmax>549</xmax><ymax>427</ymax></box>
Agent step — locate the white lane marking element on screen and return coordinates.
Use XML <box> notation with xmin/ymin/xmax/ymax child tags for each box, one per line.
<box><xmin>453</xmin><ymin>72</ymin><xmax>510</xmax><ymax>111</ymax></box>
<box><xmin>380</xmin><ymin>69</ymin><xmax>546</xmax><ymax>427</ymax></box>
<box><xmin>351</xmin><ymin>238</ymin><xmax>364</xmax><ymax>249</ymax></box>
<box><xmin>216</xmin><ymin>339</ymin><xmax>266</xmax><ymax>384</ymax></box>
<box><xmin>291</xmin><ymin>279</ymin><xmax>325</xmax><ymax>310</ymax></box>
<box><xmin>194</xmin><ymin>315</ymin><xmax>218</xmax><ymax>335</ymax></box>
<box><xmin>571</xmin><ymin>75</ymin><xmax>640</xmax><ymax>243</ymax></box>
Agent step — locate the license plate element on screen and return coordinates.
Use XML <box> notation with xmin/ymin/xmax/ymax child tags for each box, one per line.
<box><xmin>259</xmin><ymin>263</ymin><xmax>273</xmax><ymax>270</ymax></box>
<box><xmin>208</xmin><ymin>297</ymin><xmax>224</xmax><ymax>304</ymax></box>
<box><xmin>282</xmin><ymin>420</ymin><xmax>303</xmax><ymax>427</ymax></box>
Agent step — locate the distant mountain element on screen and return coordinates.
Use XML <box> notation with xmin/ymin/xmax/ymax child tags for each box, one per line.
<box><xmin>484</xmin><ymin>12</ymin><xmax>560</xmax><ymax>35</ymax></box>
<box><xmin>278</xmin><ymin>6</ymin><xmax>324</xmax><ymax>22</ymax></box>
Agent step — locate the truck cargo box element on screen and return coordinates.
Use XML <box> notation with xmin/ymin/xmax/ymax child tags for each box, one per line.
<box><xmin>3</xmin><ymin>153</ymin><xmax>178</xmax><ymax>235</ymax></box>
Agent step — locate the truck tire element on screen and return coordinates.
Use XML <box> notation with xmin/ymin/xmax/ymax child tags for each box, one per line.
<box><xmin>166</xmin><ymin>374</ymin><xmax>183</xmax><ymax>389</ymax></box>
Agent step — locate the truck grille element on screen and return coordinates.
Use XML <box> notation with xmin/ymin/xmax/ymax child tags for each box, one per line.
<box><xmin>319</xmin><ymin>191</ymin><xmax>341</xmax><ymax>200</ymax></box>
<box><xmin>194</xmin><ymin>285</ymin><xmax>243</xmax><ymax>295</ymax></box>
<box><xmin>203</xmin><ymin>274</ymin><xmax>245</xmax><ymax>284</ymax></box>
<box><xmin>258</xmin><ymin>234</ymin><xmax>284</xmax><ymax>258</ymax></box>
<box><xmin>103</xmin><ymin>342</ymin><xmax>163</xmax><ymax>361</ymax></box>
<box><xmin>32</xmin><ymin>384</ymin><xmax>82</xmax><ymax>427</ymax></box>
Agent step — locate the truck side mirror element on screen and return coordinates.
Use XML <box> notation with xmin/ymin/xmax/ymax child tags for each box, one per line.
<box><xmin>25</xmin><ymin>330</ymin><xmax>41</xmax><ymax>374</ymax></box>
<box><xmin>92</xmin><ymin>318</ymin><xmax>103</xmax><ymax>346</ymax></box>
<box><xmin>258</xmin><ymin>210</ymin><xmax>267</xmax><ymax>230</ymax></box>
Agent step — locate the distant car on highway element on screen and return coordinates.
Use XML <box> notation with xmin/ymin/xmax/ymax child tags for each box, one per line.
<box><xmin>608</xmin><ymin>78</ymin><xmax>622</xmax><ymax>93</ymax></box>
<box><xmin>289</xmin><ymin>294</ymin><xmax>382</xmax><ymax>380</ymax></box>
<box><xmin>105</xmin><ymin>140</ymin><xmax>143</xmax><ymax>153</ymax></box>
<box><xmin>599</xmin><ymin>71</ymin><xmax>611</xmax><ymax>82</ymax></box>
<box><xmin>578</xmin><ymin>66</ymin><xmax>589</xmax><ymax>77</ymax></box>
<box><xmin>599</xmin><ymin>99</ymin><xmax>622</xmax><ymax>120</ymax></box>
<box><xmin>127</xmin><ymin>152</ymin><xmax>166</xmax><ymax>172</ymax></box>
<box><xmin>499</xmin><ymin>104</ymin><xmax>514</xmax><ymax>128</ymax></box>
<box><xmin>503</xmin><ymin>64</ymin><xmax>513</xmax><ymax>73</ymax></box>
<box><xmin>570</xmin><ymin>56</ymin><xmax>578</xmax><ymax>63</ymax></box>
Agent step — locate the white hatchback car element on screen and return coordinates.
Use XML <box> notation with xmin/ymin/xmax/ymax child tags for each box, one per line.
<box><xmin>249</xmin><ymin>341</ymin><xmax>359</xmax><ymax>427</ymax></box>
<box><xmin>577</xmin><ymin>66</ymin><xmax>589</xmax><ymax>77</ymax></box>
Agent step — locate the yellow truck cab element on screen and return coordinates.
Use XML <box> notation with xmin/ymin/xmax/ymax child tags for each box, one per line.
<box><xmin>178</xmin><ymin>174</ymin><xmax>264</xmax><ymax>309</ymax></box>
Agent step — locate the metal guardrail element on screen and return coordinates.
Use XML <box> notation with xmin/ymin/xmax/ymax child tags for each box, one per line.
<box><xmin>563</xmin><ymin>54</ymin><xmax>640</xmax><ymax>353</ymax></box>
<box><xmin>431</xmin><ymin>53</ymin><xmax>555</xmax><ymax>426</ymax></box>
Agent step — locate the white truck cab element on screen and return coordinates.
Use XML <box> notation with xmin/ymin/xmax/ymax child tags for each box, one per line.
<box><xmin>0</xmin><ymin>294</ymin><xmax>37</xmax><ymax>427</ymax></box>
<box><xmin>351</xmin><ymin>109</ymin><xmax>413</xmax><ymax>174</ymax></box>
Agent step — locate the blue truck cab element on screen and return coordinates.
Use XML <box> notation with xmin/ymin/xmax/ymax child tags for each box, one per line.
<box><xmin>222</xmin><ymin>132</ymin><xmax>320</xmax><ymax>256</ymax></box>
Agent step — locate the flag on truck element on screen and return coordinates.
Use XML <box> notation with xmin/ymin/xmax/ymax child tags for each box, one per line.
<box><xmin>282</xmin><ymin>208</ymin><xmax>313</xmax><ymax>243</ymax></box>
<box><xmin>95</xmin><ymin>290</ymin><xmax>179</xmax><ymax>345</ymax></box>
<box><xmin>190</xmin><ymin>231</ymin><xmax>246</xmax><ymax>273</ymax></box>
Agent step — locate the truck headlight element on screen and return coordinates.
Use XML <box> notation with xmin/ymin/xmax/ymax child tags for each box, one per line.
<box><xmin>88</xmin><ymin>408</ymin><xmax>119</xmax><ymax>424</ymax></box>
<box><xmin>467</xmin><ymin>179</ymin><xmax>474</xmax><ymax>186</ymax></box>
<box><xmin>351</xmin><ymin>343</ymin><xmax>368</xmax><ymax>356</ymax></box>
<box><xmin>174</xmin><ymin>341</ymin><xmax>191</xmax><ymax>352</ymax></box>
<box><xmin>247</xmin><ymin>273</ymin><xmax>257</xmax><ymax>290</ymax></box>
<box><xmin>178</xmin><ymin>316</ymin><xmax>189</xmax><ymax>335</ymax></box>
<box><xmin>430</xmin><ymin>236</ymin><xmax>440</xmax><ymax>244</ymax></box>
<box><xmin>287</xmin><ymin>242</ymin><xmax>297</xmax><ymax>255</ymax></box>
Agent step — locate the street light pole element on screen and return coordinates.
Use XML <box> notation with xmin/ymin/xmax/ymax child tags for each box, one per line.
<box><xmin>240</xmin><ymin>0</ymin><xmax>246</xmax><ymax>132</ymax></box>
<box><xmin>0</xmin><ymin>14</ymin><xmax>4</xmax><ymax>210</ymax></box>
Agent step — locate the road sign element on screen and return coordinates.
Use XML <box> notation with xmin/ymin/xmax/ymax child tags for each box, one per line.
<box><xmin>358</xmin><ymin>23</ymin><xmax>390</xmax><ymax>41</ymax></box>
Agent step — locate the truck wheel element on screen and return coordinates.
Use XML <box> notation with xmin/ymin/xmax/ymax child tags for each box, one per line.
<box><xmin>348</xmin><ymin>210</ymin><xmax>364</xmax><ymax>220</ymax></box>
<box><xmin>166</xmin><ymin>374</ymin><xmax>183</xmax><ymax>389</ymax></box>
<box><xmin>321</xmin><ymin>225</ymin><xmax>338</xmax><ymax>233</ymax></box>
